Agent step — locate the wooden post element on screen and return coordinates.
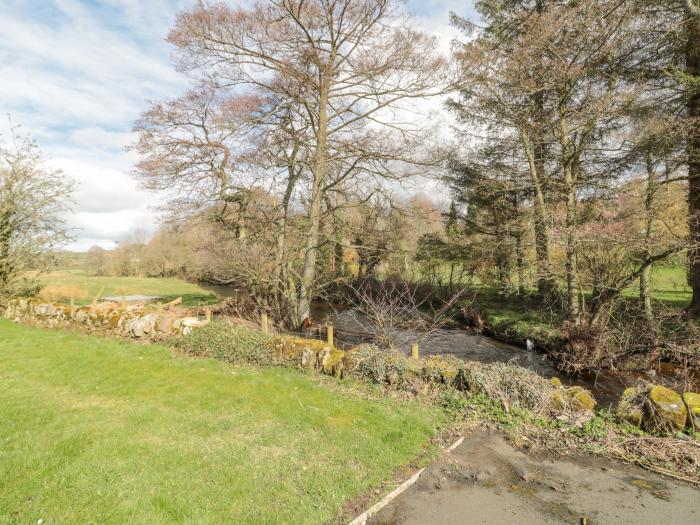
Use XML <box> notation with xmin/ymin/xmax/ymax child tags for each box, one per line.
<box><xmin>411</xmin><ymin>343</ymin><xmax>420</xmax><ymax>360</ymax></box>
<box><xmin>327</xmin><ymin>323</ymin><xmax>334</xmax><ymax>347</ymax></box>
<box><xmin>261</xmin><ymin>312</ymin><xmax>269</xmax><ymax>334</ymax></box>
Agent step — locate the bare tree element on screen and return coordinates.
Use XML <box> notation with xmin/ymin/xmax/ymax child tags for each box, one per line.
<box><xmin>349</xmin><ymin>279</ymin><xmax>465</xmax><ymax>349</ymax></box>
<box><xmin>164</xmin><ymin>0</ymin><xmax>449</xmax><ymax>325</ymax></box>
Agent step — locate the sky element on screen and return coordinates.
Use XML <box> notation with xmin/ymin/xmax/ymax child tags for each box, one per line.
<box><xmin>0</xmin><ymin>0</ymin><xmax>477</xmax><ymax>251</ymax></box>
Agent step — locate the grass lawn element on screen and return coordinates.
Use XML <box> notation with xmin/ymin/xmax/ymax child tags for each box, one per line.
<box><xmin>469</xmin><ymin>265</ymin><xmax>692</xmax><ymax>337</ymax></box>
<box><xmin>0</xmin><ymin>321</ymin><xmax>443</xmax><ymax>524</ymax></box>
<box><xmin>622</xmin><ymin>265</ymin><xmax>692</xmax><ymax>308</ymax></box>
<box><xmin>34</xmin><ymin>270</ymin><xmax>218</xmax><ymax>306</ymax></box>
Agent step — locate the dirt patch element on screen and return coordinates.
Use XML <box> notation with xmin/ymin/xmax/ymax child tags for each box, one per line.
<box><xmin>367</xmin><ymin>431</ymin><xmax>700</xmax><ymax>525</ymax></box>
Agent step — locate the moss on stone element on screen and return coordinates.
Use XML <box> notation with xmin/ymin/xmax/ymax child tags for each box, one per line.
<box><xmin>683</xmin><ymin>392</ymin><xmax>700</xmax><ymax>430</ymax></box>
<box><xmin>567</xmin><ymin>386</ymin><xmax>596</xmax><ymax>412</ymax></box>
<box><xmin>616</xmin><ymin>387</ymin><xmax>643</xmax><ymax>427</ymax></box>
<box><xmin>647</xmin><ymin>385</ymin><xmax>687</xmax><ymax>432</ymax></box>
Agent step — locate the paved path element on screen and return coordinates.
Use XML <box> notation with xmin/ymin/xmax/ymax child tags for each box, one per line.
<box><xmin>368</xmin><ymin>431</ymin><xmax>700</xmax><ymax>525</ymax></box>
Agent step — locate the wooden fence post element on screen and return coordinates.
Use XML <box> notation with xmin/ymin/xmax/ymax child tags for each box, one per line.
<box><xmin>327</xmin><ymin>323</ymin><xmax>334</xmax><ymax>347</ymax></box>
<box><xmin>411</xmin><ymin>343</ymin><xmax>420</xmax><ymax>360</ymax></box>
<box><xmin>261</xmin><ymin>312</ymin><xmax>269</xmax><ymax>334</ymax></box>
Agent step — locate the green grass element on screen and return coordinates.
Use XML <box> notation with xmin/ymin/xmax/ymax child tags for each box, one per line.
<box><xmin>622</xmin><ymin>265</ymin><xmax>691</xmax><ymax>308</ymax></box>
<box><xmin>0</xmin><ymin>321</ymin><xmax>443</xmax><ymax>524</ymax></box>
<box><xmin>467</xmin><ymin>265</ymin><xmax>692</xmax><ymax>338</ymax></box>
<box><xmin>34</xmin><ymin>270</ymin><xmax>218</xmax><ymax>306</ymax></box>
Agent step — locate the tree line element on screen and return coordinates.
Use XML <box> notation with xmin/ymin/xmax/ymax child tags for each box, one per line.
<box><xmin>2</xmin><ymin>0</ymin><xmax>699</xmax><ymax>346</ymax></box>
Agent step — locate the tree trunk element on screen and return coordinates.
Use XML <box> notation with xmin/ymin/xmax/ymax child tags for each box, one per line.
<box><xmin>563</xmin><ymin>162</ymin><xmax>579</xmax><ymax>321</ymax></box>
<box><xmin>275</xmin><ymin>162</ymin><xmax>300</xmax><ymax>327</ymax></box>
<box><xmin>299</xmin><ymin>82</ymin><xmax>330</xmax><ymax>325</ymax></box>
<box><xmin>522</xmin><ymin>128</ymin><xmax>557</xmax><ymax>299</ymax></box>
<box><xmin>515</xmin><ymin>231</ymin><xmax>526</xmax><ymax>295</ymax></box>
<box><xmin>640</xmin><ymin>152</ymin><xmax>656</xmax><ymax>324</ymax></box>
<box><xmin>687</xmin><ymin>7</ymin><xmax>700</xmax><ymax>317</ymax></box>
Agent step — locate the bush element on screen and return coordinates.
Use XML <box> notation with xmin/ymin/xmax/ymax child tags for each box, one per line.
<box><xmin>170</xmin><ymin>321</ymin><xmax>275</xmax><ymax>366</ymax></box>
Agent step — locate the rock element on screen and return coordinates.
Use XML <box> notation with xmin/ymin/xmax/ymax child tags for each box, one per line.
<box><xmin>141</xmin><ymin>314</ymin><xmax>159</xmax><ymax>335</ymax></box>
<box><xmin>34</xmin><ymin>303</ymin><xmax>56</xmax><ymax>318</ymax></box>
<box><xmin>324</xmin><ymin>349</ymin><xmax>346</xmax><ymax>378</ymax></box>
<box><xmin>129</xmin><ymin>318</ymin><xmax>146</xmax><ymax>338</ymax></box>
<box><xmin>386</xmin><ymin>369</ymin><xmax>400</xmax><ymax>386</ymax></box>
<box><xmin>317</xmin><ymin>347</ymin><xmax>331</xmax><ymax>370</ymax></box>
<box><xmin>301</xmin><ymin>348</ymin><xmax>317</xmax><ymax>370</ymax></box>
<box><xmin>550</xmin><ymin>377</ymin><xmax>562</xmax><ymax>387</ymax></box>
<box><xmin>157</xmin><ymin>314</ymin><xmax>176</xmax><ymax>334</ymax></box>
<box><xmin>548</xmin><ymin>390</ymin><xmax>567</xmax><ymax>411</ymax></box>
<box><xmin>646</xmin><ymin>385</ymin><xmax>687</xmax><ymax>433</ymax></box>
<box><xmin>567</xmin><ymin>386</ymin><xmax>596</xmax><ymax>412</ymax></box>
<box><xmin>180</xmin><ymin>317</ymin><xmax>202</xmax><ymax>335</ymax></box>
<box><xmin>683</xmin><ymin>392</ymin><xmax>700</xmax><ymax>431</ymax></box>
<box><xmin>616</xmin><ymin>387</ymin><xmax>643</xmax><ymax>427</ymax></box>
<box><xmin>75</xmin><ymin>310</ymin><xmax>89</xmax><ymax>324</ymax></box>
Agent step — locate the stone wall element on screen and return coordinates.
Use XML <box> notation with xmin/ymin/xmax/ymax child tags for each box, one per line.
<box><xmin>274</xmin><ymin>334</ymin><xmax>700</xmax><ymax>435</ymax></box>
<box><xmin>1</xmin><ymin>297</ymin><xmax>210</xmax><ymax>339</ymax></box>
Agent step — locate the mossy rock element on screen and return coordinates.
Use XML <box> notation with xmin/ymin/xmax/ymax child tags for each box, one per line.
<box><xmin>421</xmin><ymin>356</ymin><xmax>459</xmax><ymax>384</ymax></box>
<box><xmin>107</xmin><ymin>312</ymin><xmax>122</xmax><ymax>329</ymax></box>
<box><xmin>325</xmin><ymin>349</ymin><xmax>346</xmax><ymax>378</ymax></box>
<box><xmin>683</xmin><ymin>392</ymin><xmax>700</xmax><ymax>431</ymax></box>
<box><xmin>616</xmin><ymin>387</ymin><xmax>643</xmax><ymax>427</ymax></box>
<box><xmin>550</xmin><ymin>377</ymin><xmax>562</xmax><ymax>387</ymax></box>
<box><xmin>646</xmin><ymin>385</ymin><xmax>687</xmax><ymax>433</ymax></box>
<box><xmin>567</xmin><ymin>386</ymin><xmax>596</xmax><ymax>413</ymax></box>
<box><xmin>548</xmin><ymin>390</ymin><xmax>567</xmax><ymax>412</ymax></box>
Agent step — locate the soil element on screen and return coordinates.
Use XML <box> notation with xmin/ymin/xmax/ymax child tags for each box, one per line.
<box><xmin>367</xmin><ymin>431</ymin><xmax>700</xmax><ymax>525</ymax></box>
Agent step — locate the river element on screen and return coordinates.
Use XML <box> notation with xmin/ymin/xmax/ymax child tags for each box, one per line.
<box><xmin>200</xmin><ymin>283</ymin><xmax>698</xmax><ymax>406</ymax></box>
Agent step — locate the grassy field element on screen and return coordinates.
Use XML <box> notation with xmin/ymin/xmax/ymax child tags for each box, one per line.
<box><xmin>622</xmin><ymin>265</ymin><xmax>691</xmax><ymax>307</ymax></box>
<box><xmin>469</xmin><ymin>265</ymin><xmax>692</xmax><ymax>337</ymax></box>
<box><xmin>34</xmin><ymin>270</ymin><xmax>218</xmax><ymax>306</ymax></box>
<box><xmin>0</xmin><ymin>321</ymin><xmax>443</xmax><ymax>524</ymax></box>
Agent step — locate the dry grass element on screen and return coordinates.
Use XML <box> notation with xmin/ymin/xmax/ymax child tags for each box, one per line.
<box><xmin>517</xmin><ymin>417</ymin><xmax>700</xmax><ymax>486</ymax></box>
<box><xmin>37</xmin><ymin>284</ymin><xmax>89</xmax><ymax>303</ymax></box>
<box><xmin>457</xmin><ymin>362</ymin><xmax>555</xmax><ymax>415</ymax></box>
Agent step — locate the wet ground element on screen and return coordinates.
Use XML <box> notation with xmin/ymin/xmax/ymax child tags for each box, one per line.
<box><xmin>367</xmin><ymin>431</ymin><xmax>700</xmax><ymax>525</ymax></box>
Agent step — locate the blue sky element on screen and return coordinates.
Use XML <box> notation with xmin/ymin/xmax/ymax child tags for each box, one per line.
<box><xmin>0</xmin><ymin>0</ymin><xmax>476</xmax><ymax>251</ymax></box>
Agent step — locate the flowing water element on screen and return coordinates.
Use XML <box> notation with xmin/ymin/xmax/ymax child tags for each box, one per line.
<box><xmin>200</xmin><ymin>283</ymin><xmax>698</xmax><ymax>406</ymax></box>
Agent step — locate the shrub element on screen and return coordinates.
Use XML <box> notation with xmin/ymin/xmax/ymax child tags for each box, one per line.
<box><xmin>170</xmin><ymin>321</ymin><xmax>275</xmax><ymax>366</ymax></box>
<box><xmin>456</xmin><ymin>362</ymin><xmax>554</xmax><ymax>414</ymax></box>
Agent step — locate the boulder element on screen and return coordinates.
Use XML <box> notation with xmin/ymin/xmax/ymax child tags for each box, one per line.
<box><xmin>179</xmin><ymin>317</ymin><xmax>202</xmax><ymax>335</ymax></box>
<box><xmin>567</xmin><ymin>386</ymin><xmax>597</xmax><ymax>413</ymax></box>
<box><xmin>323</xmin><ymin>349</ymin><xmax>346</xmax><ymax>378</ymax></box>
<box><xmin>301</xmin><ymin>348</ymin><xmax>317</xmax><ymax>370</ymax></box>
<box><xmin>34</xmin><ymin>303</ymin><xmax>56</xmax><ymax>318</ymax></box>
<box><xmin>128</xmin><ymin>318</ymin><xmax>146</xmax><ymax>338</ymax></box>
<box><xmin>546</xmin><ymin>384</ymin><xmax>596</xmax><ymax>414</ymax></box>
<box><xmin>616</xmin><ymin>387</ymin><xmax>643</xmax><ymax>427</ymax></box>
<box><xmin>683</xmin><ymin>392</ymin><xmax>700</xmax><ymax>431</ymax></box>
<box><xmin>646</xmin><ymin>385</ymin><xmax>687</xmax><ymax>433</ymax></box>
<box><xmin>141</xmin><ymin>314</ymin><xmax>159</xmax><ymax>335</ymax></box>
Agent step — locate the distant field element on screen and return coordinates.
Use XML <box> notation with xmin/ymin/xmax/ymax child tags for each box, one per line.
<box><xmin>34</xmin><ymin>270</ymin><xmax>218</xmax><ymax>306</ymax></box>
<box><xmin>0</xmin><ymin>321</ymin><xmax>442</xmax><ymax>524</ymax></box>
<box><xmin>622</xmin><ymin>265</ymin><xmax>691</xmax><ymax>308</ymax></box>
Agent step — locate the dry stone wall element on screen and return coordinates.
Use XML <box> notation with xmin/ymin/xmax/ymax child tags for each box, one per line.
<box><xmin>1</xmin><ymin>297</ymin><xmax>210</xmax><ymax>339</ymax></box>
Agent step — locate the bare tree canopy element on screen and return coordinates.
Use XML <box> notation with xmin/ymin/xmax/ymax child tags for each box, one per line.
<box><xmin>133</xmin><ymin>0</ymin><xmax>450</xmax><ymax>328</ymax></box>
